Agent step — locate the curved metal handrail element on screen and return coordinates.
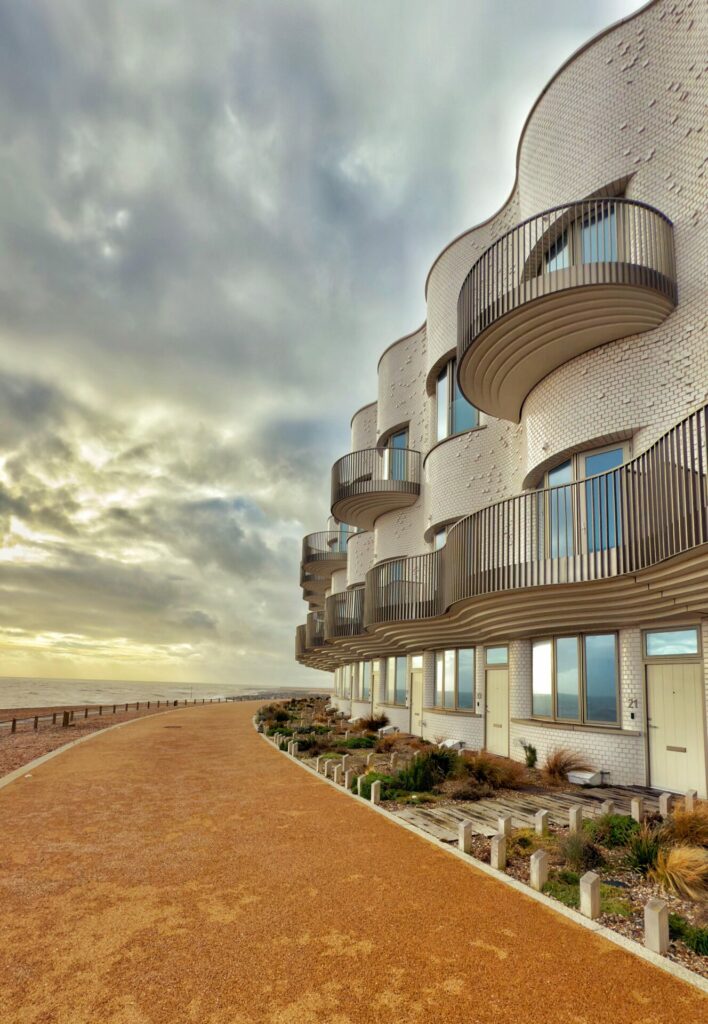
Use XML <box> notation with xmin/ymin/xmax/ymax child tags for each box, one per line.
<box><xmin>325</xmin><ymin>588</ymin><xmax>365</xmax><ymax>639</ymax></box>
<box><xmin>331</xmin><ymin>447</ymin><xmax>422</xmax><ymax>501</ymax></box>
<box><xmin>458</xmin><ymin>197</ymin><xmax>676</xmax><ymax>361</ymax></box>
<box><xmin>364</xmin><ymin>550</ymin><xmax>444</xmax><ymax>627</ymax></box>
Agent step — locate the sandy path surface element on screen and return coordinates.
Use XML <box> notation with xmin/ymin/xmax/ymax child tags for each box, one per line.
<box><xmin>0</xmin><ymin>702</ymin><xmax>704</xmax><ymax>1024</ymax></box>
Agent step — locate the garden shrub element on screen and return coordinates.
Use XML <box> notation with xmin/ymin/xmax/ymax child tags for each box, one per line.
<box><xmin>650</xmin><ymin>846</ymin><xmax>708</xmax><ymax>900</ymax></box>
<box><xmin>359</xmin><ymin>714</ymin><xmax>389</xmax><ymax>732</ymax></box>
<box><xmin>584</xmin><ymin>813</ymin><xmax>639</xmax><ymax>848</ymax></box>
<box><xmin>266</xmin><ymin>726</ymin><xmax>293</xmax><ymax>737</ymax></box>
<box><xmin>542</xmin><ymin>878</ymin><xmax>579</xmax><ymax>909</ymax></box>
<box><xmin>542</xmin><ymin>748</ymin><xmax>594</xmax><ymax>785</ymax></box>
<box><xmin>521</xmin><ymin>741</ymin><xmax>538</xmax><ymax>769</ymax></box>
<box><xmin>355</xmin><ymin>771</ymin><xmax>396</xmax><ymax>800</ymax></box>
<box><xmin>669</xmin><ymin>913</ymin><xmax>708</xmax><ymax>955</ymax></box>
<box><xmin>461</xmin><ymin>752</ymin><xmax>528</xmax><ymax>789</ymax></box>
<box><xmin>557</xmin><ymin>831</ymin><xmax>605</xmax><ymax>872</ymax></box>
<box><xmin>340</xmin><ymin>735</ymin><xmax>376</xmax><ymax>749</ymax></box>
<box><xmin>626</xmin><ymin>823</ymin><xmax>662</xmax><ymax>874</ymax></box>
<box><xmin>661</xmin><ymin>804</ymin><xmax>708</xmax><ymax>847</ymax></box>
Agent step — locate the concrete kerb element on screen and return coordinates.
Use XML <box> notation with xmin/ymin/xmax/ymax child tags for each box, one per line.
<box><xmin>0</xmin><ymin>702</ymin><xmax>218</xmax><ymax>792</ymax></box>
<box><xmin>257</xmin><ymin>726</ymin><xmax>708</xmax><ymax>996</ymax></box>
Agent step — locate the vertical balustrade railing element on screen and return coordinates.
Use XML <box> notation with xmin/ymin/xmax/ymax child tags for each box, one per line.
<box><xmin>331</xmin><ymin>448</ymin><xmax>422</xmax><ymax>500</ymax></box>
<box><xmin>458</xmin><ymin>198</ymin><xmax>676</xmax><ymax>360</ymax></box>
<box><xmin>305</xmin><ymin>611</ymin><xmax>327</xmax><ymax>648</ymax></box>
<box><xmin>445</xmin><ymin>405</ymin><xmax>707</xmax><ymax>608</ymax></box>
<box><xmin>302</xmin><ymin>529</ymin><xmax>354</xmax><ymax>567</ymax></box>
<box><xmin>325</xmin><ymin>588</ymin><xmax>365</xmax><ymax>639</ymax></box>
<box><xmin>364</xmin><ymin>550</ymin><xmax>444</xmax><ymax>626</ymax></box>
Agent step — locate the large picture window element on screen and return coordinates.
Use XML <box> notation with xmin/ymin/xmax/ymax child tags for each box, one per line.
<box><xmin>359</xmin><ymin>661</ymin><xmax>372</xmax><ymax>700</ymax></box>
<box><xmin>435</xmin><ymin>358</ymin><xmax>479</xmax><ymax>441</ymax></box>
<box><xmin>384</xmin><ymin>656</ymin><xmax>407</xmax><ymax>706</ymax></box>
<box><xmin>532</xmin><ymin>634</ymin><xmax>619</xmax><ymax>725</ymax></box>
<box><xmin>434</xmin><ymin>648</ymin><xmax>475</xmax><ymax>710</ymax></box>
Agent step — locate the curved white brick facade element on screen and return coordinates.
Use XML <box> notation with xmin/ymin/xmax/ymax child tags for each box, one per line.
<box><xmin>298</xmin><ymin>0</ymin><xmax>708</xmax><ymax>796</ymax></box>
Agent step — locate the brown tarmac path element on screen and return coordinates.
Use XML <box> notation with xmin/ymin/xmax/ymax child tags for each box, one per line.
<box><xmin>0</xmin><ymin>702</ymin><xmax>704</xmax><ymax>1024</ymax></box>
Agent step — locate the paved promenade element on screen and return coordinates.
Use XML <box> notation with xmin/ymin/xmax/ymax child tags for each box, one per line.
<box><xmin>0</xmin><ymin>702</ymin><xmax>704</xmax><ymax>1023</ymax></box>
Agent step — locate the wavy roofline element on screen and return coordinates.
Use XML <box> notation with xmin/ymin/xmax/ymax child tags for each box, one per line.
<box><xmin>422</xmin><ymin>0</ymin><xmax>657</xmax><ymax>298</ymax></box>
<box><xmin>376</xmin><ymin>321</ymin><xmax>427</xmax><ymax>371</ymax></box>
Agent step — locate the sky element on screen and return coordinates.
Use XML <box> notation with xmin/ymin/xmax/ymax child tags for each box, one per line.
<box><xmin>0</xmin><ymin>0</ymin><xmax>643</xmax><ymax>688</ymax></box>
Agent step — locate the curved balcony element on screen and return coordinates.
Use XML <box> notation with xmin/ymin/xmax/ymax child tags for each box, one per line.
<box><xmin>445</xmin><ymin>403</ymin><xmax>707</xmax><ymax>607</ymax></box>
<box><xmin>458</xmin><ymin>198</ymin><xmax>677</xmax><ymax>422</ymax></box>
<box><xmin>295</xmin><ymin>624</ymin><xmax>306</xmax><ymax>661</ymax></box>
<box><xmin>331</xmin><ymin>447</ymin><xmax>422</xmax><ymax>530</ymax></box>
<box><xmin>301</xmin><ymin>530</ymin><xmax>350</xmax><ymax>577</ymax></box>
<box><xmin>324</xmin><ymin>587</ymin><xmax>365</xmax><ymax>640</ymax></box>
<box><xmin>364</xmin><ymin>551</ymin><xmax>444</xmax><ymax>627</ymax></box>
<box><xmin>305</xmin><ymin>611</ymin><xmax>326</xmax><ymax>649</ymax></box>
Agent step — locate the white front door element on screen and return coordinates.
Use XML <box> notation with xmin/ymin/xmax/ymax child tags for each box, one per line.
<box><xmin>410</xmin><ymin>656</ymin><xmax>423</xmax><ymax>736</ymax></box>
<box><xmin>647</xmin><ymin>662</ymin><xmax>707</xmax><ymax>797</ymax></box>
<box><xmin>485</xmin><ymin>668</ymin><xmax>509</xmax><ymax>757</ymax></box>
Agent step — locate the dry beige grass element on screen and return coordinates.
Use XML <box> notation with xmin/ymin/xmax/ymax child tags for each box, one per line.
<box><xmin>663</xmin><ymin>804</ymin><xmax>708</xmax><ymax>848</ymax></box>
<box><xmin>542</xmin><ymin>747</ymin><xmax>595</xmax><ymax>785</ymax></box>
<box><xmin>650</xmin><ymin>846</ymin><xmax>708</xmax><ymax>901</ymax></box>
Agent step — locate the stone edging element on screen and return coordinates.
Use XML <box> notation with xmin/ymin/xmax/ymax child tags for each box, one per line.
<box><xmin>257</xmin><ymin>726</ymin><xmax>708</xmax><ymax>997</ymax></box>
<box><xmin>0</xmin><ymin>704</ymin><xmax>200</xmax><ymax>791</ymax></box>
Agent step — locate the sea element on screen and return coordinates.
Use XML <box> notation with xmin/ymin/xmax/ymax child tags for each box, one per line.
<box><xmin>0</xmin><ymin>677</ymin><xmax>317</xmax><ymax>711</ymax></box>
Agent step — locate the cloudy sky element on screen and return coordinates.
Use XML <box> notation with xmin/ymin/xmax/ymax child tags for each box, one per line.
<box><xmin>0</xmin><ymin>0</ymin><xmax>641</xmax><ymax>688</ymax></box>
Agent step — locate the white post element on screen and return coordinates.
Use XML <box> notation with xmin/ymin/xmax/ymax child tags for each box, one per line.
<box><xmin>490</xmin><ymin>834</ymin><xmax>507</xmax><ymax>871</ymax></box>
<box><xmin>569</xmin><ymin>806</ymin><xmax>583</xmax><ymax>834</ymax></box>
<box><xmin>658</xmin><ymin>792</ymin><xmax>673</xmax><ymax>818</ymax></box>
<box><xmin>684</xmin><ymin>790</ymin><xmax>698</xmax><ymax>813</ymax></box>
<box><xmin>324</xmin><ymin>761</ymin><xmax>331</xmax><ymax>779</ymax></box>
<box><xmin>529</xmin><ymin>850</ymin><xmax>549</xmax><ymax>891</ymax></box>
<box><xmin>600</xmin><ymin>799</ymin><xmax>615</xmax><ymax>817</ymax></box>
<box><xmin>357</xmin><ymin>774</ymin><xmax>365</xmax><ymax>796</ymax></box>
<box><xmin>390</xmin><ymin>753</ymin><xmax>398</xmax><ymax>772</ymax></box>
<box><xmin>333</xmin><ymin>765</ymin><xmax>342</xmax><ymax>785</ymax></box>
<box><xmin>498</xmin><ymin>814</ymin><xmax>512</xmax><ymax>838</ymax></box>
<box><xmin>535</xmin><ymin>809</ymin><xmax>549</xmax><ymax>836</ymax></box>
<box><xmin>344</xmin><ymin>730</ymin><xmax>350</xmax><ymax>740</ymax></box>
<box><xmin>579</xmin><ymin>872</ymin><xmax>601</xmax><ymax>919</ymax></box>
<box><xmin>371</xmin><ymin>780</ymin><xmax>381</xmax><ymax>805</ymax></box>
<box><xmin>366</xmin><ymin>752</ymin><xmax>375</xmax><ymax>768</ymax></box>
<box><xmin>315</xmin><ymin>756</ymin><xmax>322</xmax><ymax>773</ymax></box>
<box><xmin>630</xmin><ymin>797</ymin><xmax>644</xmax><ymax>823</ymax></box>
<box><xmin>291</xmin><ymin>742</ymin><xmax>299</xmax><ymax>757</ymax></box>
<box><xmin>345</xmin><ymin>769</ymin><xmax>355</xmax><ymax>790</ymax></box>
<box><xmin>644</xmin><ymin>898</ymin><xmax>669</xmax><ymax>954</ymax></box>
<box><xmin>341</xmin><ymin>754</ymin><xmax>351</xmax><ymax>772</ymax></box>
<box><xmin>458</xmin><ymin>820</ymin><xmax>473</xmax><ymax>854</ymax></box>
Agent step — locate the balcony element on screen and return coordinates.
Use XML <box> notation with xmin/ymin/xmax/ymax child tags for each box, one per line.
<box><xmin>295</xmin><ymin>624</ymin><xmax>306</xmax><ymax>661</ymax></box>
<box><xmin>364</xmin><ymin>551</ymin><xmax>443</xmax><ymax>627</ymax></box>
<box><xmin>305</xmin><ymin>611</ymin><xmax>327</xmax><ymax>649</ymax></box>
<box><xmin>324</xmin><ymin>587</ymin><xmax>365</xmax><ymax>639</ymax></box>
<box><xmin>444</xmin><ymin>404</ymin><xmax>707</xmax><ymax>606</ymax></box>
<box><xmin>331</xmin><ymin>447</ymin><xmax>422</xmax><ymax>530</ymax></box>
<box><xmin>458</xmin><ymin>198</ymin><xmax>677</xmax><ymax>422</ymax></box>
<box><xmin>301</xmin><ymin>530</ymin><xmax>350</xmax><ymax>577</ymax></box>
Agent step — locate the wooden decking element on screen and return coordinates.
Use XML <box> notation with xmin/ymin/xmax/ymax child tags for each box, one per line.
<box><xmin>392</xmin><ymin>786</ymin><xmax>662</xmax><ymax>841</ymax></box>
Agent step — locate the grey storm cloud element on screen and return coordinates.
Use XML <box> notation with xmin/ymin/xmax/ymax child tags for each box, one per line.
<box><xmin>0</xmin><ymin>0</ymin><xmax>642</xmax><ymax>685</ymax></box>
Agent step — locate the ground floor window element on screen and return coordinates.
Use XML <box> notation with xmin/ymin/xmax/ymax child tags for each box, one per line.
<box><xmin>359</xmin><ymin>661</ymin><xmax>372</xmax><ymax>700</ymax></box>
<box><xmin>532</xmin><ymin>633</ymin><xmax>619</xmax><ymax>725</ymax></box>
<box><xmin>644</xmin><ymin>627</ymin><xmax>700</xmax><ymax>658</ymax></box>
<box><xmin>434</xmin><ymin>648</ymin><xmax>474</xmax><ymax>709</ymax></box>
<box><xmin>384</xmin><ymin>655</ymin><xmax>408</xmax><ymax>705</ymax></box>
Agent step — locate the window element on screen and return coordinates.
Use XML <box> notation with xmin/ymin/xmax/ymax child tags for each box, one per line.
<box><xmin>645</xmin><ymin>628</ymin><xmax>699</xmax><ymax>658</ymax></box>
<box><xmin>434</xmin><ymin>648</ymin><xmax>475</xmax><ymax>710</ymax></box>
<box><xmin>360</xmin><ymin>661</ymin><xmax>372</xmax><ymax>700</ymax></box>
<box><xmin>435</xmin><ymin>358</ymin><xmax>479</xmax><ymax>441</ymax></box>
<box><xmin>433</xmin><ymin>526</ymin><xmax>447</xmax><ymax>550</ymax></box>
<box><xmin>545</xmin><ymin>230</ymin><xmax>569</xmax><ymax>271</ymax></box>
<box><xmin>538</xmin><ymin>445</ymin><xmax>627</xmax><ymax>559</ymax></box>
<box><xmin>372</xmin><ymin>660</ymin><xmax>381</xmax><ymax>702</ymax></box>
<box><xmin>532</xmin><ymin>634</ymin><xmax>619</xmax><ymax>725</ymax></box>
<box><xmin>384</xmin><ymin>656</ymin><xmax>407</xmax><ymax>706</ymax></box>
<box><xmin>581</xmin><ymin>206</ymin><xmax>618</xmax><ymax>264</ymax></box>
<box><xmin>485</xmin><ymin>646</ymin><xmax>508</xmax><ymax>666</ymax></box>
<box><xmin>541</xmin><ymin>202</ymin><xmax>619</xmax><ymax>273</ymax></box>
<box><xmin>385</xmin><ymin>429</ymin><xmax>408</xmax><ymax>481</ymax></box>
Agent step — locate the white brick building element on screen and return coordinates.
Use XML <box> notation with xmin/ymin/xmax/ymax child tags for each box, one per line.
<box><xmin>296</xmin><ymin>0</ymin><xmax>708</xmax><ymax>796</ymax></box>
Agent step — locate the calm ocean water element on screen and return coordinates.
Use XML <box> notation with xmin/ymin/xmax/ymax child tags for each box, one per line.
<box><xmin>0</xmin><ymin>677</ymin><xmax>311</xmax><ymax>710</ymax></box>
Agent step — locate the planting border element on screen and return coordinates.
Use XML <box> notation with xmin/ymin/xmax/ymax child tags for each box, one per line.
<box><xmin>257</xmin><ymin>723</ymin><xmax>708</xmax><ymax>996</ymax></box>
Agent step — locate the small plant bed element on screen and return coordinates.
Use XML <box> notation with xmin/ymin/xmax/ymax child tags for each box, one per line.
<box><xmin>469</xmin><ymin>806</ymin><xmax>708</xmax><ymax>977</ymax></box>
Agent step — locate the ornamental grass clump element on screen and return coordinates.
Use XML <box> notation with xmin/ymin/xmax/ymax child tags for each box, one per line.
<box><xmin>340</xmin><ymin>735</ymin><xmax>376</xmax><ymax>749</ymax></box>
<box><xmin>557</xmin><ymin>831</ymin><xmax>605</xmax><ymax>872</ymax></box>
<box><xmin>662</xmin><ymin>803</ymin><xmax>708</xmax><ymax>847</ymax></box>
<box><xmin>584</xmin><ymin>813</ymin><xmax>639</xmax><ymax>849</ymax></box>
<box><xmin>650</xmin><ymin>846</ymin><xmax>708</xmax><ymax>900</ymax></box>
<box><xmin>394</xmin><ymin>750</ymin><xmax>460</xmax><ymax>794</ymax></box>
<box><xmin>359</xmin><ymin>714</ymin><xmax>389</xmax><ymax>733</ymax></box>
<box><xmin>669</xmin><ymin>914</ymin><xmax>708</xmax><ymax>955</ymax></box>
<box><xmin>626</xmin><ymin>823</ymin><xmax>662</xmax><ymax>874</ymax></box>
<box><xmin>541</xmin><ymin>748</ymin><xmax>594</xmax><ymax>785</ymax></box>
<box><xmin>461</xmin><ymin>751</ymin><xmax>529</xmax><ymax>789</ymax></box>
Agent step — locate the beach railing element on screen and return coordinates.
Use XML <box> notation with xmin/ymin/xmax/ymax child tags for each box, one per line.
<box><xmin>0</xmin><ymin>697</ymin><xmax>227</xmax><ymax>737</ymax></box>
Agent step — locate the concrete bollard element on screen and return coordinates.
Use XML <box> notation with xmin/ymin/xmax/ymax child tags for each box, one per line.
<box><xmin>600</xmin><ymin>799</ymin><xmax>615</xmax><ymax>817</ymax></box>
<box><xmin>315</xmin><ymin>756</ymin><xmax>322</xmax><ymax>773</ymax></box>
<box><xmin>530</xmin><ymin>850</ymin><xmax>549</xmax><ymax>891</ymax></box>
<box><xmin>390</xmin><ymin>753</ymin><xmax>398</xmax><ymax>772</ymax></box>
<box><xmin>357</xmin><ymin>774</ymin><xmax>365</xmax><ymax>797</ymax></box>
<box><xmin>371</xmin><ymin>780</ymin><xmax>381</xmax><ymax>805</ymax></box>
<box><xmin>569</xmin><ymin>806</ymin><xmax>583</xmax><ymax>834</ymax></box>
<box><xmin>458</xmin><ymin>820</ymin><xmax>473</xmax><ymax>854</ymax></box>
<box><xmin>580</xmin><ymin>872</ymin><xmax>601</xmax><ymax>919</ymax></box>
<box><xmin>684</xmin><ymin>790</ymin><xmax>698</xmax><ymax>813</ymax></box>
<box><xmin>345</xmin><ymin>769</ymin><xmax>355</xmax><ymax>790</ymax></box>
<box><xmin>366</xmin><ymin>753</ymin><xmax>375</xmax><ymax>768</ymax></box>
<box><xmin>659</xmin><ymin>792</ymin><xmax>674</xmax><ymax>818</ymax></box>
<box><xmin>498</xmin><ymin>814</ymin><xmax>512</xmax><ymax>838</ymax></box>
<box><xmin>534</xmin><ymin>809</ymin><xmax>549</xmax><ymax>836</ymax></box>
<box><xmin>630</xmin><ymin>797</ymin><xmax>644</xmax><ymax>823</ymax></box>
<box><xmin>341</xmin><ymin>754</ymin><xmax>351</xmax><ymax>772</ymax></box>
<box><xmin>344</xmin><ymin>730</ymin><xmax>350</xmax><ymax>740</ymax></box>
<box><xmin>62</xmin><ymin>711</ymin><xmax>70</xmax><ymax>728</ymax></box>
<box><xmin>644</xmin><ymin>898</ymin><xmax>669</xmax><ymax>954</ymax></box>
<box><xmin>333</xmin><ymin>765</ymin><xmax>342</xmax><ymax>785</ymax></box>
<box><xmin>324</xmin><ymin>761</ymin><xmax>332</xmax><ymax>779</ymax></box>
<box><xmin>490</xmin><ymin>833</ymin><xmax>507</xmax><ymax>871</ymax></box>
